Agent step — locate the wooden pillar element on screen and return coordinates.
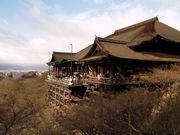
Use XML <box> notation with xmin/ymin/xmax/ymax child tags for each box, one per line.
<box><xmin>55</xmin><ymin>66</ymin><xmax>58</xmax><ymax>77</ymax></box>
<box><xmin>100</xmin><ymin>66</ymin><xmax>103</xmax><ymax>74</ymax></box>
<box><xmin>63</xmin><ymin>87</ymin><xmax>66</xmax><ymax>103</ymax></box>
<box><xmin>110</xmin><ymin>65</ymin><xmax>113</xmax><ymax>79</ymax></box>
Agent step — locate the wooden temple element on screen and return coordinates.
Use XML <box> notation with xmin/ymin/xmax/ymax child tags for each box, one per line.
<box><xmin>47</xmin><ymin>17</ymin><xmax>180</xmax><ymax>105</ymax></box>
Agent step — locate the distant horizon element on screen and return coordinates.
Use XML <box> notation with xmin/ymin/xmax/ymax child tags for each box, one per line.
<box><xmin>0</xmin><ymin>63</ymin><xmax>47</xmax><ymax>71</ymax></box>
<box><xmin>0</xmin><ymin>69</ymin><xmax>47</xmax><ymax>73</ymax></box>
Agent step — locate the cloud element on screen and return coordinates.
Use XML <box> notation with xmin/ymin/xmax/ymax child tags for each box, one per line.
<box><xmin>21</xmin><ymin>0</ymin><xmax>44</xmax><ymax>16</ymax></box>
<box><xmin>0</xmin><ymin>30</ymin><xmax>45</xmax><ymax>65</ymax></box>
<box><xmin>0</xmin><ymin>0</ymin><xmax>179</xmax><ymax>66</ymax></box>
<box><xmin>0</xmin><ymin>30</ymin><xmax>28</xmax><ymax>47</ymax></box>
<box><xmin>93</xmin><ymin>0</ymin><xmax>106</xmax><ymax>4</ymax></box>
<box><xmin>82</xmin><ymin>0</ymin><xmax>106</xmax><ymax>4</ymax></box>
<box><xmin>151</xmin><ymin>0</ymin><xmax>180</xmax><ymax>9</ymax></box>
<box><xmin>0</xmin><ymin>19</ymin><xmax>8</xmax><ymax>29</ymax></box>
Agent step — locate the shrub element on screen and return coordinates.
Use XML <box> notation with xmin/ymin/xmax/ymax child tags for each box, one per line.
<box><xmin>56</xmin><ymin>89</ymin><xmax>160</xmax><ymax>135</ymax></box>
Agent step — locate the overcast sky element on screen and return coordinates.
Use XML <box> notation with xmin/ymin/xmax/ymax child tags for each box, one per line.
<box><xmin>0</xmin><ymin>0</ymin><xmax>179</xmax><ymax>65</ymax></box>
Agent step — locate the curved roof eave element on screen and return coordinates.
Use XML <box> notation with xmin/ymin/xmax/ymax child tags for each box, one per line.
<box><xmin>155</xmin><ymin>21</ymin><xmax>180</xmax><ymax>43</ymax></box>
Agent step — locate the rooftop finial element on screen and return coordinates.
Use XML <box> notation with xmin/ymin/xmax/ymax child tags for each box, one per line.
<box><xmin>155</xmin><ymin>16</ymin><xmax>159</xmax><ymax>21</ymax></box>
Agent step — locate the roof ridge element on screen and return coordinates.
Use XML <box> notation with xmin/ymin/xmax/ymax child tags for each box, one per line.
<box><xmin>95</xmin><ymin>36</ymin><xmax>128</xmax><ymax>44</ymax></box>
<box><xmin>53</xmin><ymin>51</ymin><xmax>75</xmax><ymax>54</ymax></box>
<box><xmin>95</xmin><ymin>37</ymin><xmax>109</xmax><ymax>54</ymax></box>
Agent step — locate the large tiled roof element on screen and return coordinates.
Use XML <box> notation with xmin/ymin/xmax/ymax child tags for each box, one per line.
<box><xmin>107</xmin><ymin>17</ymin><xmax>180</xmax><ymax>46</ymax></box>
<box><xmin>80</xmin><ymin>36</ymin><xmax>180</xmax><ymax>62</ymax></box>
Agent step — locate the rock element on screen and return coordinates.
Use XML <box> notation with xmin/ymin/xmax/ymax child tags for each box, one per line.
<box><xmin>71</xmin><ymin>129</ymin><xmax>85</xmax><ymax>135</ymax></box>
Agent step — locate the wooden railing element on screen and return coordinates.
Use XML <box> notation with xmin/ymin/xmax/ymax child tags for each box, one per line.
<box><xmin>47</xmin><ymin>75</ymin><xmax>84</xmax><ymax>86</ymax></box>
<box><xmin>47</xmin><ymin>75</ymin><xmax>132</xmax><ymax>86</ymax></box>
<box><xmin>84</xmin><ymin>76</ymin><xmax>131</xmax><ymax>85</ymax></box>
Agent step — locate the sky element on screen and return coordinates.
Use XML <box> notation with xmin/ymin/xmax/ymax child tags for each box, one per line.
<box><xmin>0</xmin><ymin>0</ymin><xmax>179</xmax><ymax>66</ymax></box>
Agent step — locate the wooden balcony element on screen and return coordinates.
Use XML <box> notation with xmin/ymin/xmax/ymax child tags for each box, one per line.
<box><xmin>47</xmin><ymin>75</ymin><xmax>84</xmax><ymax>87</ymax></box>
<box><xmin>84</xmin><ymin>76</ymin><xmax>131</xmax><ymax>85</ymax></box>
<box><xmin>47</xmin><ymin>75</ymin><xmax>86</xmax><ymax>105</ymax></box>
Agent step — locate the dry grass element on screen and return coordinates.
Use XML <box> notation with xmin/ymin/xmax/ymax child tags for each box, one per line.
<box><xmin>151</xmin><ymin>64</ymin><xmax>180</xmax><ymax>82</ymax></box>
<box><xmin>0</xmin><ymin>73</ymin><xmax>47</xmax><ymax>98</ymax></box>
<box><xmin>135</xmin><ymin>64</ymin><xmax>180</xmax><ymax>87</ymax></box>
<box><xmin>0</xmin><ymin>73</ymin><xmax>51</xmax><ymax>135</ymax></box>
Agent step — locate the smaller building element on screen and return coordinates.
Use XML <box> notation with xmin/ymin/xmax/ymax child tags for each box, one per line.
<box><xmin>47</xmin><ymin>51</ymin><xmax>88</xmax><ymax>105</ymax></box>
<box><xmin>12</xmin><ymin>72</ymin><xmax>25</xmax><ymax>80</ymax></box>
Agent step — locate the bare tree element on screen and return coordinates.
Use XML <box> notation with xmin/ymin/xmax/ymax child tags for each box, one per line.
<box><xmin>0</xmin><ymin>93</ymin><xmax>37</xmax><ymax>135</ymax></box>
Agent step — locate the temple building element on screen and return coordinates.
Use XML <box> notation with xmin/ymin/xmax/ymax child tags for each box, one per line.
<box><xmin>47</xmin><ymin>17</ymin><xmax>180</xmax><ymax>105</ymax></box>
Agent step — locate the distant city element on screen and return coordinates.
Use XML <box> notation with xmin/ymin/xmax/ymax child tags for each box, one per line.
<box><xmin>0</xmin><ymin>64</ymin><xmax>47</xmax><ymax>72</ymax></box>
<box><xmin>0</xmin><ymin>63</ymin><xmax>47</xmax><ymax>80</ymax></box>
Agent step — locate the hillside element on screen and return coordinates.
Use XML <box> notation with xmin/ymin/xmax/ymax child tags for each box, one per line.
<box><xmin>0</xmin><ymin>74</ymin><xmax>49</xmax><ymax>135</ymax></box>
<box><xmin>0</xmin><ymin>65</ymin><xmax>180</xmax><ymax>135</ymax></box>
